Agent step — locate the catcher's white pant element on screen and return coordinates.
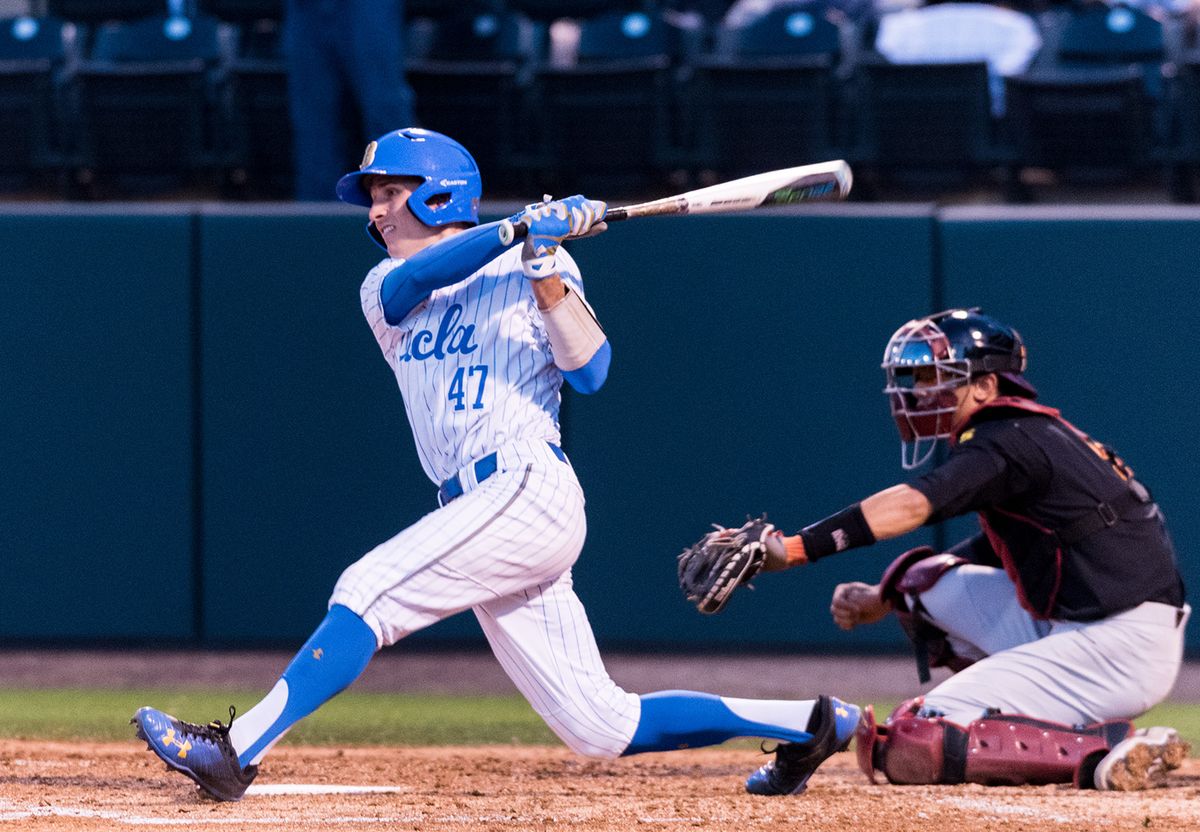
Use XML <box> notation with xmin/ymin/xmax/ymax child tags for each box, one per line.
<box><xmin>330</xmin><ymin>438</ymin><xmax>641</xmax><ymax>758</ymax></box>
<box><xmin>915</xmin><ymin>564</ymin><xmax>1190</xmax><ymax>726</ymax></box>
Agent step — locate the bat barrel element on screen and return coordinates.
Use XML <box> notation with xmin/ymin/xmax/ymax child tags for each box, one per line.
<box><xmin>494</xmin><ymin>162</ymin><xmax>850</xmax><ymax>245</ymax></box>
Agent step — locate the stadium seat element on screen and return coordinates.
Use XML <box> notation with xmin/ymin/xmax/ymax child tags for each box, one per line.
<box><xmin>405</xmin><ymin>9</ymin><xmax>544</xmax><ymax>195</ymax></box>
<box><xmin>531</xmin><ymin>8</ymin><xmax>697</xmax><ymax>195</ymax></box>
<box><xmin>202</xmin><ymin>0</ymin><xmax>290</xmax><ymax>196</ymax></box>
<box><xmin>0</xmin><ymin>15</ymin><xmax>77</xmax><ymax>189</ymax></box>
<box><xmin>852</xmin><ymin>58</ymin><xmax>998</xmax><ymax>193</ymax></box>
<box><xmin>504</xmin><ymin>0</ymin><xmax>626</xmax><ymax>22</ymax></box>
<box><xmin>1167</xmin><ymin>59</ymin><xmax>1200</xmax><ymax>201</ymax></box>
<box><xmin>713</xmin><ymin>4</ymin><xmax>841</xmax><ymax>58</ymax></box>
<box><xmin>199</xmin><ymin>0</ymin><xmax>283</xmax><ymax>59</ymax></box>
<box><xmin>47</xmin><ymin>0</ymin><xmax>169</xmax><ymax>25</ymax></box>
<box><xmin>68</xmin><ymin>13</ymin><xmax>230</xmax><ymax>194</ymax></box>
<box><xmin>1053</xmin><ymin>4</ymin><xmax>1167</xmax><ymax>97</ymax></box>
<box><xmin>1003</xmin><ymin>67</ymin><xmax>1159</xmax><ymax>193</ymax></box>
<box><xmin>691</xmin><ymin>6</ymin><xmax>843</xmax><ymax>177</ymax></box>
<box><xmin>221</xmin><ymin>55</ymin><xmax>289</xmax><ymax>197</ymax></box>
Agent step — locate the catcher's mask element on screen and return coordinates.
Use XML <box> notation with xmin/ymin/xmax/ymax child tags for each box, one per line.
<box><xmin>882</xmin><ymin>308</ymin><xmax>1034</xmax><ymax>470</ymax></box>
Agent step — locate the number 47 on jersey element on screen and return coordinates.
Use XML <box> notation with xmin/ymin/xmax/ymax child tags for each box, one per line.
<box><xmin>449</xmin><ymin>365</ymin><xmax>488</xmax><ymax>411</ymax></box>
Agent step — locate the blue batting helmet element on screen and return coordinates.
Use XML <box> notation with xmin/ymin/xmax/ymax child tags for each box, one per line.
<box><xmin>336</xmin><ymin>128</ymin><xmax>482</xmax><ymax>247</ymax></box>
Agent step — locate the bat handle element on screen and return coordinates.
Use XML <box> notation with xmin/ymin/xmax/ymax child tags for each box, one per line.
<box><xmin>497</xmin><ymin>207</ymin><xmax>627</xmax><ymax>245</ymax></box>
<box><xmin>498</xmin><ymin>219</ymin><xmax>528</xmax><ymax>245</ymax></box>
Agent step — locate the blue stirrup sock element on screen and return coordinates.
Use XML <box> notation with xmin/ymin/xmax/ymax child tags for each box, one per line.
<box><xmin>229</xmin><ymin>605</ymin><xmax>378</xmax><ymax>768</ymax></box>
<box><xmin>621</xmin><ymin>691</ymin><xmax>816</xmax><ymax>755</ymax></box>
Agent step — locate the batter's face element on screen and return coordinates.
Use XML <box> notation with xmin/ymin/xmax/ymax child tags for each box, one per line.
<box><xmin>366</xmin><ymin>175</ymin><xmax>456</xmax><ymax>259</ymax></box>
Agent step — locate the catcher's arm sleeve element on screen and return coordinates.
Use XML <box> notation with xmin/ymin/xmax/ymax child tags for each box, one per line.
<box><xmin>380</xmin><ymin>221</ymin><xmax>512</xmax><ymax>324</ymax></box>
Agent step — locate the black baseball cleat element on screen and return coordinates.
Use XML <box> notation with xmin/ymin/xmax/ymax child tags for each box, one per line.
<box><xmin>131</xmin><ymin>705</ymin><xmax>258</xmax><ymax>801</ymax></box>
<box><xmin>745</xmin><ymin>695</ymin><xmax>861</xmax><ymax>796</ymax></box>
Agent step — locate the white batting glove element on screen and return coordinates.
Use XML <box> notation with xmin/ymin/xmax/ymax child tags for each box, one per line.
<box><xmin>516</xmin><ymin>195</ymin><xmax>607</xmax><ymax>279</ymax></box>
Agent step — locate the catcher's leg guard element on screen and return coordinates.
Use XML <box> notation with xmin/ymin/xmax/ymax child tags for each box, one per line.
<box><xmin>857</xmin><ymin>698</ymin><xmax>1133</xmax><ymax>787</ymax></box>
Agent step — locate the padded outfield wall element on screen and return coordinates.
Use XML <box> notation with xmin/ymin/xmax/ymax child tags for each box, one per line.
<box><xmin>1</xmin><ymin>204</ymin><xmax>1196</xmax><ymax>651</ymax></box>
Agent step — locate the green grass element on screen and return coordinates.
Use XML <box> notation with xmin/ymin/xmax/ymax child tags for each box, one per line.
<box><xmin>0</xmin><ymin>689</ymin><xmax>556</xmax><ymax>746</ymax></box>
<box><xmin>0</xmin><ymin>689</ymin><xmax>1195</xmax><ymax>752</ymax></box>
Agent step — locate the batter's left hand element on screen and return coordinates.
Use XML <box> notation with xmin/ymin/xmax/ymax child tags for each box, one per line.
<box><xmin>515</xmin><ymin>195</ymin><xmax>607</xmax><ymax>279</ymax></box>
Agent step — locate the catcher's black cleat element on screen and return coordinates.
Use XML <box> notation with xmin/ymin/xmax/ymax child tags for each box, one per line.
<box><xmin>745</xmin><ymin>695</ymin><xmax>861</xmax><ymax>796</ymax></box>
<box><xmin>131</xmin><ymin>705</ymin><xmax>258</xmax><ymax>801</ymax></box>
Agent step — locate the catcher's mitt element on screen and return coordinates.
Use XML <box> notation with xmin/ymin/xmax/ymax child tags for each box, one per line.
<box><xmin>678</xmin><ymin>516</ymin><xmax>777</xmax><ymax>614</ymax></box>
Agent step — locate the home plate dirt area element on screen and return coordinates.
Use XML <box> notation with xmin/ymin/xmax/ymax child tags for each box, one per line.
<box><xmin>1</xmin><ymin>740</ymin><xmax>1198</xmax><ymax>832</ymax></box>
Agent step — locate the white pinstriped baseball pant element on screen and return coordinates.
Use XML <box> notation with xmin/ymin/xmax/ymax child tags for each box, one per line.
<box><xmin>329</xmin><ymin>439</ymin><xmax>641</xmax><ymax>758</ymax></box>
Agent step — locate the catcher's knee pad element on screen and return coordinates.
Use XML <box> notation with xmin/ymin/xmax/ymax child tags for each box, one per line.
<box><xmin>857</xmin><ymin>698</ymin><xmax>1133</xmax><ymax>787</ymax></box>
<box><xmin>879</xmin><ymin>547</ymin><xmax>972</xmax><ymax>679</ymax></box>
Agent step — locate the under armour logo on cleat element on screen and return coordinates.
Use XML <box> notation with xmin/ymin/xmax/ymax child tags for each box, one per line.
<box><xmin>836</xmin><ymin>706</ymin><xmax>849</xmax><ymax>719</ymax></box>
<box><xmin>160</xmin><ymin>728</ymin><xmax>193</xmax><ymax>759</ymax></box>
<box><xmin>312</xmin><ymin>648</ymin><xmax>324</xmax><ymax>660</ymax></box>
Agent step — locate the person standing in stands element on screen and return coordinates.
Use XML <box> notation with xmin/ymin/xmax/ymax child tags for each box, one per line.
<box><xmin>283</xmin><ymin>0</ymin><xmax>416</xmax><ymax>200</ymax></box>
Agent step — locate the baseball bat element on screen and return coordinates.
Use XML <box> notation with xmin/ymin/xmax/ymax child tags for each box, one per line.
<box><xmin>497</xmin><ymin>159</ymin><xmax>853</xmax><ymax>245</ymax></box>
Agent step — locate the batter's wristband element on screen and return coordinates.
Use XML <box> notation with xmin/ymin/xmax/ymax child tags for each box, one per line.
<box><xmin>797</xmin><ymin>503</ymin><xmax>876</xmax><ymax>562</ymax></box>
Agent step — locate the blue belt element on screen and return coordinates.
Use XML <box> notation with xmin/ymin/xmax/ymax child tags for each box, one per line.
<box><xmin>438</xmin><ymin>443</ymin><xmax>566</xmax><ymax>506</ymax></box>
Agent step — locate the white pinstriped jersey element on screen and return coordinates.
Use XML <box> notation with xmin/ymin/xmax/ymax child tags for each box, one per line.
<box><xmin>360</xmin><ymin>245</ymin><xmax>584</xmax><ymax>485</ymax></box>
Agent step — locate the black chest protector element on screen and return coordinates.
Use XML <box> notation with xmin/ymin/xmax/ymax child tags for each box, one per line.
<box><xmin>965</xmin><ymin>397</ymin><xmax>1160</xmax><ymax>619</ymax></box>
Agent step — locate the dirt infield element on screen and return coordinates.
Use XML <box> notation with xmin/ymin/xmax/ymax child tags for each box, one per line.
<box><xmin>2</xmin><ymin>740</ymin><xmax>1198</xmax><ymax>832</ymax></box>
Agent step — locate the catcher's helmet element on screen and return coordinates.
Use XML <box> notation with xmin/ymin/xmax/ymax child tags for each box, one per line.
<box><xmin>336</xmin><ymin>128</ymin><xmax>482</xmax><ymax>249</ymax></box>
<box><xmin>882</xmin><ymin>308</ymin><xmax>1034</xmax><ymax>469</ymax></box>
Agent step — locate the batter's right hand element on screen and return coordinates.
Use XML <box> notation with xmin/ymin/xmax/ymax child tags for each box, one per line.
<box><xmin>830</xmin><ymin>581</ymin><xmax>891</xmax><ymax>631</ymax></box>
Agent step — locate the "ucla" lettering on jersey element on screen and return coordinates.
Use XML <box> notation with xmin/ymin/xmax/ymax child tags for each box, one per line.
<box><xmin>399</xmin><ymin>303</ymin><xmax>479</xmax><ymax>362</ymax></box>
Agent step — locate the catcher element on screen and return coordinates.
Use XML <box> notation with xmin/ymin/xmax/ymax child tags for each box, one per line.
<box><xmin>679</xmin><ymin>308</ymin><xmax>1190</xmax><ymax>792</ymax></box>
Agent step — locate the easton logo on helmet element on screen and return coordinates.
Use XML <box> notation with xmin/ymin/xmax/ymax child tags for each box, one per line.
<box><xmin>439</xmin><ymin>179</ymin><xmax>467</xmax><ymax>187</ymax></box>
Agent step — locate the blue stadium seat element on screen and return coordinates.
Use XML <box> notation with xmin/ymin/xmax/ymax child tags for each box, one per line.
<box><xmin>504</xmin><ymin>0</ymin><xmax>627</xmax><ymax>22</ymax></box>
<box><xmin>851</xmin><ymin>58</ymin><xmax>998</xmax><ymax>194</ymax></box>
<box><xmin>199</xmin><ymin>0</ymin><xmax>283</xmax><ymax>59</ymax></box>
<box><xmin>691</xmin><ymin>6</ymin><xmax>843</xmax><ymax>177</ymax></box>
<box><xmin>406</xmin><ymin>9</ymin><xmax>544</xmax><ymax>194</ymax></box>
<box><xmin>68</xmin><ymin>13</ymin><xmax>230</xmax><ymax>195</ymax></box>
<box><xmin>47</xmin><ymin>0</ymin><xmax>169</xmax><ymax>25</ymax></box>
<box><xmin>714</xmin><ymin>4</ymin><xmax>842</xmax><ymax>58</ymax></box>
<box><xmin>0</xmin><ymin>15</ymin><xmax>77</xmax><ymax>189</ymax></box>
<box><xmin>1054</xmin><ymin>4</ymin><xmax>1167</xmax><ymax>97</ymax></box>
<box><xmin>202</xmin><ymin>1</ymin><xmax>290</xmax><ymax>196</ymax></box>
<box><xmin>1058</xmin><ymin>4</ymin><xmax>1164</xmax><ymax>63</ymax></box>
<box><xmin>1167</xmin><ymin>59</ymin><xmax>1200</xmax><ymax>202</ymax></box>
<box><xmin>1003</xmin><ymin>67</ymin><xmax>1160</xmax><ymax>196</ymax></box>
<box><xmin>532</xmin><ymin>8</ymin><xmax>698</xmax><ymax>195</ymax></box>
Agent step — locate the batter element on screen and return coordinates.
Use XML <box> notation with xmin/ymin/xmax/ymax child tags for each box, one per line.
<box><xmin>130</xmin><ymin>128</ymin><xmax>858</xmax><ymax>801</ymax></box>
